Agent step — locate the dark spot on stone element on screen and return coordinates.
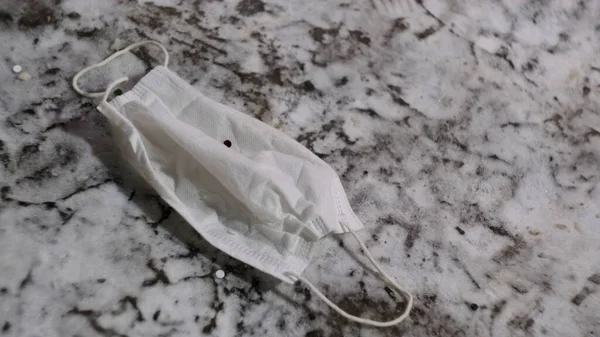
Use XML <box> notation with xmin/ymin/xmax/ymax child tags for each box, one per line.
<box><xmin>0</xmin><ymin>186</ymin><xmax>10</xmax><ymax>198</ymax></box>
<box><xmin>372</xmin><ymin>234</ymin><xmax>379</xmax><ymax>241</ymax></box>
<box><xmin>276</xmin><ymin>316</ymin><xmax>285</xmax><ymax>330</ymax></box>
<box><xmin>300</xmin><ymin>80</ymin><xmax>316</xmax><ymax>93</ymax></box>
<box><xmin>33</xmin><ymin>37</ymin><xmax>39</xmax><ymax>45</ymax></box>
<box><xmin>508</xmin><ymin>315</ymin><xmax>535</xmax><ymax>331</ymax></box>
<box><xmin>363</xmin><ymin>170</ymin><xmax>368</xmax><ymax>175</ymax></box>
<box><xmin>142</xmin><ymin>259</ymin><xmax>170</xmax><ymax>286</ymax></box>
<box><xmin>488</xmin><ymin>225</ymin><xmax>511</xmax><ymax>237</ymax></box>
<box><xmin>572</xmin><ymin>286</ymin><xmax>594</xmax><ymax>306</ymax></box>
<box><xmin>17</xmin><ymin>144</ymin><xmax>40</xmax><ymax>165</ymax></box>
<box><xmin>559</xmin><ymin>32</ymin><xmax>569</xmax><ymax>41</ymax></box>
<box><xmin>22</xmin><ymin>108</ymin><xmax>35</xmax><ymax>116</ymax></box>
<box><xmin>356</xmin><ymin>108</ymin><xmax>378</xmax><ymax>118</ymax></box>
<box><xmin>470</xmin><ymin>303</ymin><xmax>479</xmax><ymax>311</ymax></box>
<box><xmin>583</xmin><ymin>86</ymin><xmax>590</xmax><ymax>96</ymax></box>
<box><xmin>501</xmin><ymin>122</ymin><xmax>521</xmax><ymax>128</ymax></box>
<box><xmin>0</xmin><ymin>11</ymin><xmax>13</xmax><ymax>24</ymax></box>
<box><xmin>149</xmin><ymin>4</ymin><xmax>179</xmax><ymax>16</ymax></box>
<box><xmin>338</xmin><ymin>240</ymin><xmax>344</xmax><ymax>247</ymax></box>
<box><xmin>511</xmin><ymin>284</ymin><xmax>528</xmax><ymax>294</ymax></box>
<box><xmin>43</xmin><ymin>202</ymin><xmax>56</xmax><ymax>210</ymax></box>
<box><xmin>294</xmin><ymin>281</ymin><xmax>311</xmax><ymax>302</ymax></box>
<box><xmin>96</xmin><ymin>278</ymin><xmax>106</xmax><ymax>283</ymax></box>
<box><xmin>415</xmin><ymin>26</ymin><xmax>438</xmax><ymax>39</ymax></box>
<box><xmin>384</xmin><ymin>18</ymin><xmax>409</xmax><ymax>43</ymax></box>
<box><xmin>202</xmin><ymin>317</ymin><xmax>217</xmax><ymax>334</ymax></box>
<box><xmin>305</xmin><ymin>329</ymin><xmax>324</xmax><ymax>337</ymax></box>
<box><xmin>223</xmin><ymin>140</ymin><xmax>232</xmax><ymax>148</ymax></box>
<box><xmin>266</xmin><ymin>67</ymin><xmax>284</xmax><ymax>86</ymax></box>
<box><xmin>153</xmin><ymin>310</ymin><xmax>160</xmax><ymax>321</ymax></box>
<box><xmin>381</xmin><ymin>286</ymin><xmax>396</xmax><ymax>300</ymax></box>
<box><xmin>495</xmin><ymin>46</ymin><xmax>515</xmax><ymax>69</ymax></box>
<box><xmin>44</xmin><ymin>68</ymin><xmax>60</xmax><ymax>75</ymax></box>
<box><xmin>588</xmin><ymin>273</ymin><xmax>600</xmax><ymax>284</ymax></box>
<box><xmin>129</xmin><ymin>13</ymin><xmax>163</xmax><ymax>31</ymax></box>
<box><xmin>455</xmin><ymin>227</ymin><xmax>465</xmax><ymax>235</ymax></box>
<box><xmin>380</xmin><ymin>215</ymin><xmax>420</xmax><ymax>252</ymax></box>
<box><xmin>309</xmin><ymin>27</ymin><xmax>338</xmax><ymax>43</ymax></box>
<box><xmin>335</xmin><ymin>76</ymin><xmax>348</xmax><ymax>87</ymax></box>
<box><xmin>522</xmin><ymin>59</ymin><xmax>538</xmax><ymax>72</ymax></box>
<box><xmin>308</xmin><ymin>312</ymin><xmax>316</xmax><ymax>320</ymax></box>
<box><xmin>75</xmin><ymin>28</ymin><xmax>100</xmax><ymax>38</ymax></box>
<box><xmin>80</xmin><ymin>102</ymin><xmax>94</xmax><ymax>109</ymax></box>
<box><xmin>67</xmin><ymin>12</ymin><xmax>81</xmax><ymax>19</ymax></box>
<box><xmin>525</xmin><ymin>318</ymin><xmax>534</xmax><ymax>330</ymax></box>
<box><xmin>310</xmin><ymin>27</ymin><xmax>327</xmax><ymax>43</ymax></box>
<box><xmin>236</xmin><ymin>0</ymin><xmax>266</xmax><ymax>16</ymax></box>
<box><xmin>387</xmin><ymin>85</ymin><xmax>412</xmax><ymax>107</ymax></box>
<box><xmin>423</xmin><ymin>294</ymin><xmax>436</xmax><ymax>307</ymax></box>
<box><xmin>54</xmin><ymin>144</ymin><xmax>78</xmax><ymax>167</ymax></box>
<box><xmin>113</xmin><ymin>88</ymin><xmax>123</xmax><ymax>96</ymax></box>
<box><xmin>18</xmin><ymin>3</ymin><xmax>56</xmax><ymax>28</ymax></box>
<box><xmin>2</xmin><ymin>322</ymin><xmax>9</xmax><ymax>332</ymax></box>
<box><xmin>19</xmin><ymin>271</ymin><xmax>32</xmax><ymax>289</ymax></box>
<box><xmin>0</xmin><ymin>288</ymin><xmax>7</xmax><ymax>294</ymax></box>
<box><xmin>492</xmin><ymin>300</ymin><xmax>507</xmax><ymax>319</ymax></box>
<box><xmin>194</xmin><ymin>315</ymin><xmax>200</xmax><ymax>322</ymax></box>
<box><xmin>349</xmin><ymin>30</ymin><xmax>370</xmax><ymax>45</ymax></box>
<box><xmin>112</xmin><ymin>296</ymin><xmax>145</xmax><ymax>323</ymax></box>
<box><xmin>18</xmin><ymin>166</ymin><xmax>53</xmax><ymax>183</ymax></box>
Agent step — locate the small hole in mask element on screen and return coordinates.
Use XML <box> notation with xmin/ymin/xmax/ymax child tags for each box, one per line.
<box><xmin>113</xmin><ymin>88</ymin><xmax>123</xmax><ymax>96</ymax></box>
<box><xmin>223</xmin><ymin>140</ymin><xmax>232</xmax><ymax>148</ymax></box>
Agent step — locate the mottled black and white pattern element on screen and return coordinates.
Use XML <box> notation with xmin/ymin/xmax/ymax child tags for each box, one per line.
<box><xmin>1</xmin><ymin>0</ymin><xmax>599</xmax><ymax>336</ymax></box>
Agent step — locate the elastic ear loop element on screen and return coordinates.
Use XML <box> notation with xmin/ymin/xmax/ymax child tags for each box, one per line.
<box><xmin>72</xmin><ymin>40</ymin><xmax>169</xmax><ymax>98</ymax></box>
<box><xmin>284</xmin><ymin>222</ymin><xmax>413</xmax><ymax>327</ymax></box>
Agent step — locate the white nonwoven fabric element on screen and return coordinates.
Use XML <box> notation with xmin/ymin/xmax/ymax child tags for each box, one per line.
<box><xmin>98</xmin><ymin>66</ymin><xmax>364</xmax><ymax>282</ymax></box>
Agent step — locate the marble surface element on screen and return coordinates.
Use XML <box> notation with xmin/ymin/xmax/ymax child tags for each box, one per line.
<box><xmin>1</xmin><ymin>0</ymin><xmax>600</xmax><ymax>336</ymax></box>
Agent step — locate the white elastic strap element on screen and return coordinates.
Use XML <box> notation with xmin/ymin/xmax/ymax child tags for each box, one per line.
<box><xmin>285</xmin><ymin>222</ymin><xmax>413</xmax><ymax>327</ymax></box>
<box><xmin>72</xmin><ymin>40</ymin><xmax>169</xmax><ymax>98</ymax></box>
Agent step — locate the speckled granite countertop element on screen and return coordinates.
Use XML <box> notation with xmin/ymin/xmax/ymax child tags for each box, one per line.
<box><xmin>1</xmin><ymin>0</ymin><xmax>600</xmax><ymax>336</ymax></box>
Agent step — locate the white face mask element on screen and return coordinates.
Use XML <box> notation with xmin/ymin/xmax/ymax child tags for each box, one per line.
<box><xmin>73</xmin><ymin>41</ymin><xmax>412</xmax><ymax>327</ymax></box>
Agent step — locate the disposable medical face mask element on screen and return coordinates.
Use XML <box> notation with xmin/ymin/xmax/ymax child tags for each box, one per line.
<box><xmin>72</xmin><ymin>40</ymin><xmax>413</xmax><ymax>327</ymax></box>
